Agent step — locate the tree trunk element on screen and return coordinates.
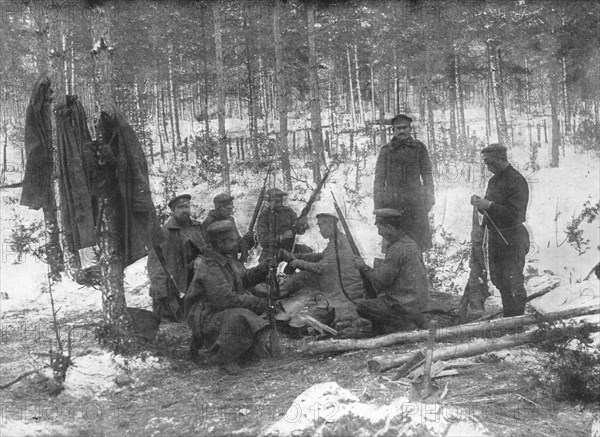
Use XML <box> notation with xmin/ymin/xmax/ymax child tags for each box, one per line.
<box><xmin>561</xmin><ymin>56</ymin><xmax>571</xmax><ymax>137</ymax></box>
<box><xmin>307</xmin><ymin>4</ymin><xmax>323</xmax><ymax>183</ymax></box>
<box><xmin>167</xmin><ymin>49</ymin><xmax>178</xmax><ymax>159</ymax></box>
<box><xmin>160</xmin><ymin>87</ymin><xmax>170</xmax><ymax>155</ymax></box>
<box><xmin>39</xmin><ymin>3</ymin><xmax>66</xmax><ymax>280</ymax></box>
<box><xmin>550</xmin><ymin>73</ymin><xmax>561</xmax><ymax>167</ymax></box>
<box><xmin>488</xmin><ymin>41</ymin><xmax>510</xmax><ymax>147</ymax></box>
<box><xmin>273</xmin><ymin>0</ymin><xmax>292</xmax><ymax>190</ymax></box>
<box><xmin>345</xmin><ymin>43</ymin><xmax>356</xmax><ymax>129</ymax></box>
<box><xmin>213</xmin><ymin>1</ymin><xmax>231</xmax><ymax>191</ymax></box>
<box><xmin>91</xmin><ymin>2</ymin><xmax>133</xmax><ymax>349</ymax></box>
<box><xmin>448</xmin><ymin>55</ymin><xmax>458</xmax><ymax>151</ymax></box>
<box><xmin>455</xmin><ymin>46</ymin><xmax>466</xmax><ymax>141</ymax></box>
<box><xmin>244</xmin><ymin>17</ymin><xmax>260</xmax><ymax>165</ymax></box>
<box><xmin>169</xmin><ymin>46</ymin><xmax>182</xmax><ymax>158</ymax></box>
<box><xmin>353</xmin><ymin>43</ymin><xmax>364</xmax><ymax>126</ymax></box>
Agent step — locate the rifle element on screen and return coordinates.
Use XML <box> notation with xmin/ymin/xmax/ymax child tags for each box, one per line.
<box><xmin>267</xmin><ymin>207</ymin><xmax>280</xmax><ymax>356</ymax></box>
<box><xmin>283</xmin><ymin>164</ymin><xmax>335</xmax><ymax>274</ymax></box>
<box><xmin>331</xmin><ymin>192</ymin><xmax>378</xmax><ymax>299</ymax></box>
<box><xmin>152</xmin><ymin>244</ymin><xmax>185</xmax><ymax>322</ymax></box>
<box><xmin>240</xmin><ymin>166</ymin><xmax>271</xmax><ymax>262</ymax></box>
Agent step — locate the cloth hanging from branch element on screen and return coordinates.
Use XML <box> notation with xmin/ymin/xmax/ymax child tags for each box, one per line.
<box><xmin>98</xmin><ymin>111</ymin><xmax>162</xmax><ymax>266</ymax></box>
<box><xmin>55</xmin><ymin>95</ymin><xmax>96</xmax><ymax>252</ymax></box>
<box><xmin>20</xmin><ymin>77</ymin><xmax>53</xmax><ymax>210</ymax></box>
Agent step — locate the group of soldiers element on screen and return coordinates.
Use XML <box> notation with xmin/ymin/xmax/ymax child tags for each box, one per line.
<box><xmin>147</xmin><ymin>114</ymin><xmax>530</xmax><ymax>374</ymax></box>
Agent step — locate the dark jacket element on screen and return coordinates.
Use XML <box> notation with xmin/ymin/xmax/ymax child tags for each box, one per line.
<box><xmin>21</xmin><ymin>77</ymin><xmax>53</xmax><ymax>210</ymax></box>
<box><xmin>184</xmin><ymin>250</ymin><xmax>269</xmax><ymax>362</ymax></box>
<box><xmin>256</xmin><ymin>206</ymin><xmax>308</xmax><ymax>258</ymax></box>
<box><xmin>55</xmin><ymin>96</ymin><xmax>96</xmax><ymax>252</ymax></box>
<box><xmin>482</xmin><ymin>165</ymin><xmax>529</xmax><ymax>231</ymax></box>
<box><xmin>99</xmin><ymin>112</ymin><xmax>161</xmax><ymax>266</ymax></box>
<box><xmin>360</xmin><ymin>233</ymin><xmax>429</xmax><ymax>314</ymax></box>
<box><xmin>147</xmin><ymin>217</ymin><xmax>206</xmax><ymax>301</ymax></box>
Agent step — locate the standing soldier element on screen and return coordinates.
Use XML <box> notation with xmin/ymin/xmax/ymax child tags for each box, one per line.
<box><xmin>373</xmin><ymin>114</ymin><xmax>435</xmax><ymax>252</ymax></box>
<box><xmin>147</xmin><ymin>194</ymin><xmax>206</xmax><ymax>322</ymax></box>
<box><xmin>202</xmin><ymin>193</ymin><xmax>255</xmax><ymax>261</ymax></box>
<box><xmin>256</xmin><ymin>188</ymin><xmax>311</xmax><ymax>263</ymax></box>
<box><xmin>471</xmin><ymin>144</ymin><xmax>530</xmax><ymax>317</ymax></box>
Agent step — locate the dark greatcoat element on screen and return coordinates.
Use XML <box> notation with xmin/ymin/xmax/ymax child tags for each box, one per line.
<box><xmin>21</xmin><ymin>77</ymin><xmax>53</xmax><ymax>210</ymax></box>
<box><xmin>147</xmin><ymin>217</ymin><xmax>206</xmax><ymax>306</ymax></box>
<box><xmin>373</xmin><ymin>136</ymin><xmax>435</xmax><ymax>251</ymax></box>
<box><xmin>184</xmin><ymin>250</ymin><xmax>269</xmax><ymax>364</ymax></box>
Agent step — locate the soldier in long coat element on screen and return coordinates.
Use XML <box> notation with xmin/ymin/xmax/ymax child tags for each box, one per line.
<box><xmin>373</xmin><ymin>114</ymin><xmax>435</xmax><ymax>251</ymax></box>
<box><xmin>147</xmin><ymin>194</ymin><xmax>206</xmax><ymax>322</ymax></box>
<box><xmin>185</xmin><ymin>220</ymin><xmax>272</xmax><ymax>374</ymax></box>
<box><xmin>353</xmin><ymin>209</ymin><xmax>429</xmax><ymax>334</ymax></box>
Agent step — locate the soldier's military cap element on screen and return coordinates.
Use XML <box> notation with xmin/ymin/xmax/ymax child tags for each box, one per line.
<box><xmin>315</xmin><ymin>212</ymin><xmax>338</xmax><ymax>222</ymax></box>
<box><xmin>266</xmin><ymin>187</ymin><xmax>287</xmax><ymax>200</ymax></box>
<box><xmin>373</xmin><ymin>208</ymin><xmax>404</xmax><ymax>218</ymax></box>
<box><xmin>168</xmin><ymin>193</ymin><xmax>191</xmax><ymax>209</ymax></box>
<box><xmin>481</xmin><ymin>143</ymin><xmax>507</xmax><ymax>160</ymax></box>
<box><xmin>391</xmin><ymin>114</ymin><xmax>413</xmax><ymax>125</ymax></box>
<box><xmin>213</xmin><ymin>193</ymin><xmax>234</xmax><ymax>206</ymax></box>
<box><xmin>206</xmin><ymin>220</ymin><xmax>236</xmax><ymax>238</ymax></box>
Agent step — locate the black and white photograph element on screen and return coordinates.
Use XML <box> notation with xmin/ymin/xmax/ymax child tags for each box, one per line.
<box><xmin>1</xmin><ymin>0</ymin><xmax>599</xmax><ymax>435</ymax></box>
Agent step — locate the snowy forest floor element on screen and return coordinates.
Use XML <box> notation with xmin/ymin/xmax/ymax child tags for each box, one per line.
<box><xmin>1</xmin><ymin>135</ymin><xmax>599</xmax><ymax>436</ymax></box>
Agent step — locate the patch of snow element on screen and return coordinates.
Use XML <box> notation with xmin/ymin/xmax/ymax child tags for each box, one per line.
<box><xmin>261</xmin><ymin>381</ymin><xmax>489</xmax><ymax>437</ymax></box>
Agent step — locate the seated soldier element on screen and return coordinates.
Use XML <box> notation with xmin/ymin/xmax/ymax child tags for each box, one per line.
<box><xmin>202</xmin><ymin>193</ymin><xmax>255</xmax><ymax>261</ymax></box>
<box><xmin>184</xmin><ymin>220</ymin><xmax>273</xmax><ymax>375</ymax></box>
<box><xmin>256</xmin><ymin>188</ymin><xmax>312</xmax><ymax>263</ymax></box>
<box><xmin>279</xmin><ymin>212</ymin><xmax>364</xmax><ymax>328</ymax></box>
<box><xmin>147</xmin><ymin>194</ymin><xmax>206</xmax><ymax>322</ymax></box>
<box><xmin>353</xmin><ymin>208</ymin><xmax>429</xmax><ymax>334</ymax></box>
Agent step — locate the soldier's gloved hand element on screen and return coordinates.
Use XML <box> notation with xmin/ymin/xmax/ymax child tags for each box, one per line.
<box><xmin>472</xmin><ymin>196</ymin><xmax>492</xmax><ymax>210</ymax></box>
<box><xmin>470</xmin><ymin>194</ymin><xmax>481</xmax><ymax>206</ymax></box>
<box><xmin>278</xmin><ymin>249</ymin><xmax>295</xmax><ymax>263</ymax></box>
<box><xmin>242</xmin><ymin>231</ymin><xmax>256</xmax><ymax>247</ymax></box>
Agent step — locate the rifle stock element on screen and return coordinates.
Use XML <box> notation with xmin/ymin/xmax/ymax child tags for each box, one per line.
<box><xmin>331</xmin><ymin>192</ymin><xmax>378</xmax><ymax>299</ymax></box>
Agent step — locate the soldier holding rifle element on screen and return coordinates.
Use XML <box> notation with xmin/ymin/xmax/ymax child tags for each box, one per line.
<box><xmin>471</xmin><ymin>143</ymin><xmax>530</xmax><ymax>317</ymax></box>
<box><xmin>353</xmin><ymin>208</ymin><xmax>429</xmax><ymax>335</ymax></box>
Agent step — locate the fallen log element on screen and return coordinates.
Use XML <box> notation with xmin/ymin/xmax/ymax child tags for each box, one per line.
<box><xmin>302</xmin><ymin>304</ymin><xmax>600</xmax><ymax>356</ymax></box>
<box><xmin>368</xmin><ymin>330</ymin><xmax>537</xmax><ymax>373</ymax></box>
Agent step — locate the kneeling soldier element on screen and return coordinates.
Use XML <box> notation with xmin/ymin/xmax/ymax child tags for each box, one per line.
<box><xmin>185</xmin><ymin>220</ymin><xmax>272</xmax><ymax>374</ymax></box>
<box><xmin>353</xmin><ymin>208</ymin><xmax>429</xmax><ymax>334</ymax></box>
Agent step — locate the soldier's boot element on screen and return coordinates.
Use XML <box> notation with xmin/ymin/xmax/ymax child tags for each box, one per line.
<box><xmin>189</xmin><ymin>334</ymin><xmax>203</xmax><ymax>362</ymax></box>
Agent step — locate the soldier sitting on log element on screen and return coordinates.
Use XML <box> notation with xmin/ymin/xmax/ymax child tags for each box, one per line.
<box><xmin>279</xmin><ymin>212</ymin><xmax>364</xmax><ymax>328</ymax></box>
<box><xmin>202</xmin><ymin>193</ymin><xmax>255</xmax><ymax>261</ymax></box>
<box><xmin>147</xmin><ymin>194</ymin><xmax>206</xmax><ymax>322</ymax></box>
<box><xmin>353</xmin><ymin>208</ymin><xmax>429</xmax><ymax>335</ymax></box>
<box><xmin>185</xmin><ymin>220</ymin><xmax>275</xmax><ymax>375</ymax></box>
<box><xmin>256</xmin><ymin>188</ymin><xmax>312</xmax><ymax>263</ymax></box>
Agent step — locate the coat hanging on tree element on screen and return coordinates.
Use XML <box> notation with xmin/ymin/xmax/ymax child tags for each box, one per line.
<box><xmin>20</xmin><ymin>77</ymin><xmax>53</xmax><ymax>210</ymax></box>
<box><xmin>98</xmin><ymin>111</ymin><xmax>162</xmax><ymax>266</ymax></box>
<box><xmin>55</xmin><ymin>96</ymin><xmax>97</xmax><ymax>252</ymax></box>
